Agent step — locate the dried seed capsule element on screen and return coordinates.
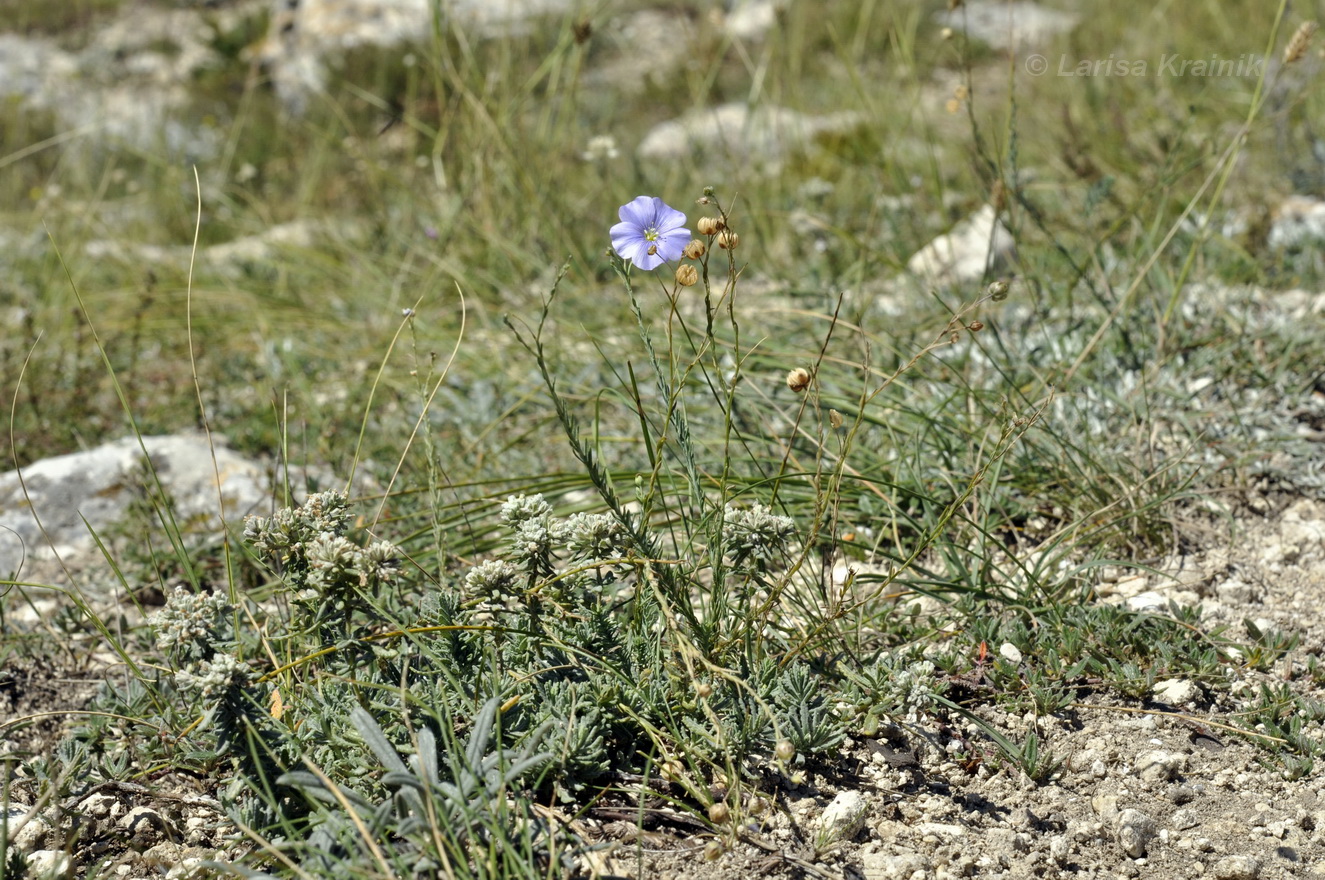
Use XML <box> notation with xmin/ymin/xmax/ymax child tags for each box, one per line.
<box><xmin>675</xmin><ymin>264</ymin><xmax>699</xmax><ymax>286</ymax></box>
<box><xmin>716</xmin><ymin>230</ymin><xmax>740</xmax><ymax>250</ymax></box>
<box><xmin>697</xmin><ymin>216</ymin><xmax>725</xmax><ymax>236</ymax></box>
<box><xmin>683</xmin><ymin>239</ymin><xmax>706</xmax><ymax>260</ymax></box>
<box><xmin>786</xmin><ymin>368</ymin><xmax>811</xmax><ymax>393</ymax></box>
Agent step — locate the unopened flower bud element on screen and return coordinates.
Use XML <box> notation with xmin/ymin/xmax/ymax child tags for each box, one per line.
<box><xmin>987</xmin><ymin>279</ymin><xmax>1009</xmax><ymax>301</ymax></box>
<box><xmin>647</xmin><ymin>244</ymin><xmax>658</xmax><ymax>256</ymax></box>
<box><xmin>775</xmin><ymin>739</ymin><xmax>795</xmax><ymax>762</ymax></box>
<box><xmin>675</xmin><ymin>264</ymin><xmax>699</xmax><ymax>286</ymax></box>
<box><xmin>716</xmin><ymin>230</ymin><xmax>740</xmax><ymax>250</ymax></box>
<box><xmin>683</xmin><ymin>239</ymin><xmax>706</xmax><ymax>260</ymax></box>
<box><xmin>786</xmin><ymin>368</ymin><xmax>811</xmax><ymax>393</ymax></box>
<box><xmin>829</xmin><ymin>409</ymin><xmax>844</xmax><ymax>429</ymax></box>
<box><xmin>968</xmin><ymin>321</ymin><xmax>984</xmax><ymax>332</ymax></box>
<box><xmin>708</xmin><ymin>802</ymin><xmax>730</xmax><ymax>824</ymax></box>
<box><xmin>697</xmin><ymin>216</ymin><xmax>725</xmax><ymax>236</ymax></box>
<box><xmin>703</xmin><ymin>841</ymin><xmax>724</xmax><ymax>862</ymax></box>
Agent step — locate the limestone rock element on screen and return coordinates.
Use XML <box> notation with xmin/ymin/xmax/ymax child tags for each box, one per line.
<box><xmin>816</xmin><ymin>790</ymin><xmax>869</xmax><ymax>845</ymax></box>
<box><xmin>260</xmin><ymin>0</ymin><xmax>575</xmax><ymax>112</ymax></box>
<box><xmin>1115</xmin><ymin>809</ymin><xmax>1157</xmax><ymax>858</ymax></box>
<box><xmin>723</xmin><ymin>0</ymin><xmax>789</xmax><ymax>40</ymax></box>
<box><xmin>25</xmin><ymin>850</ymin><xmax>69</xmax><ymax>878</ymax></box>
<box><xmin>2</xmin><ymin>806</ymin><xmax>47</xmax><ymax>852</ymax></box>
<box><xmin>1134</xmin><ymin>750</ymin><xmax>1184</xmax><ymax>784</ymax></box>
<box><xmin>935</xmin><ymin>1</ymin><xmax>1079</xmax><ymax>51</ymax></box>
<box><xmin>907</xmin><ymin>206</ymin><xmax>1015</xmax><ymax>287</ymax></box>
<box><xmin>637</xmin><ymin>102</ymin><xmax>862</xmax><ymax>169</ymax></box>
<box><xmin>0</xmin><ymin>435</ymin><xmax>270</xmax><ymax>576</ymax></box>
<box><xmin>1212</xmin><ymin>855</ymin><xmax>1261</xmax><ymax>880</ymax></box>
<box><xmin>1153</xmin><ymin>678</ymin><xmax>1201</xmax><ymax>706</ymax></box>
<box><xmin>119</xmin><ymin>805</ymin><xmax>176</xmax><ymax>846</ymax></box>
<box><xmin>1269</xmin><ymin>195</ymin><xmax>1325</xmax><ymax>249</ymax></box>
<box><xmin>861</xmin><ymin>851</ymin><xmax>932</xmax><ymax>880</ymax></box>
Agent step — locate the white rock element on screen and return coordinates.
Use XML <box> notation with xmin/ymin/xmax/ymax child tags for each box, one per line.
<box><xmin>0</xmin><ymin>434</ymin><xmax>273</xmax><ymax>575</ymax></box>
<box><xmin>1048</xmin><ymin>835</ymin><xmax>1071</xmax><ymax>864</ymax></box>
<box><xmin>119</xmin><ymin>805</ymin><xmax>174</xmax><ymax>845</ymax></box>
<box><xmin>1269</xmin><ymin>195</ymin><xmax>1325</xmax><ymax>249</ymax></box>
<box><xmin>1215</xmin><ymin>577</ymin><xmax>1260</xmax><ymax>604</ymax></box>
<box><xmin>26</xmin><ymin>850</ymin><xmax>70</xmax><ymax>878</ymax></box>
<box><xmin>1280</xmin><ymin>517</ymin><xmax>1325</xmax><ymax>549</ymax></box>
<box><xmin>1111</xmin><ymin>575</ymin><xmax>1149</xmax><ymax>598</ymax></box>
<box><xmin>1134</xmin><ymin>750</ymin><xmax>1184</xmax><ymax>784</ymax></box>
<box><xmin>1153</xmin><ymin>679</ymin><xmax>1200</xmax><ymax>705</ymax></box>
<box><xmin>1126</xmin><ymin>591</ymin><xmax>1169</xmax><ymax>613</ymax></box>
<box><xmin>1170</xmin><ymin>808</ymin><xmax>1199</xmax><ymax>830</ymax></box>
<box><xmin>935</xmin><ymin>1</ymin><xmax>1078</xmax><ymax>51</ymax></box>
<box><xmin>2</xmin><ymin>806</ymin><xmax>47</xmax><ymax>852</ymax></box>
<box><xmin>256</xmin><ymin>0</ymin><xmax>578</xmax><ymax>112</ymax></box>
<box><xmin>913</xmin><ymin>821</ymin><xmax>966</xmax><ymax>839</ymax></box>
<box><xmin>907</xmin><ymin>205</ymin><xmax>1015</xmax><ymax>287</ymax></box>
<box><xmin>184</xmin><ymin>814</ymin><xmax>211</xmax><ymax>845</ymax></box>
<box><xmin>861</xmin><ymin>851</ymin><xmax>932</xmax><ymax>880</ymax></box>
<box><xmin>998</xmin><ymin>642</ymin><xmax>1022</xmax><ymax>663</ymax></box>
<box><xmin>1212</xmin><ymin>854</ymin><xmax>1260</xmax><ymax>880</ymax></box>
<box><xmin>1115</xmin><ymin>809</ymin><xmax>1157</xmax><ymax>858</ymax></box>
<box><xmin>1091</xmin><ymin>794</ymin><xmax>1119</xmax><ymax>819</ymax></box>
<box><xmin>816</xmin><ymin>790</ymin><xmax>869</xmax><ymax>844</ymax></box>
<box><xmin>78</xmin><ymin>792</ymin><xmax>120</xmax><ymax>820</ymax></box>
<box><xmin>723</xmin><ymin>0</ymin><xmax>789</xmax><ymax>40</ymax></box>
<box><xmin>637</xmin><ymin>102</ymin><xmax>862</xmax><ymax>168</ymax></box>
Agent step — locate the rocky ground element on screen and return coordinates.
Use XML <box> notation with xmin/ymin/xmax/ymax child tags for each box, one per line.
<box><xmin>2</xmin><ymin>484</ymin><xmax>1323</xmax><ymax>879</ymax></box>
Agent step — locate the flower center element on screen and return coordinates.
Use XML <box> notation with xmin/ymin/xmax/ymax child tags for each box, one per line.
<box><xmin>644</xmin><ymin>226</ymin><xmax>659</xmax><ymax>242</ymax></box>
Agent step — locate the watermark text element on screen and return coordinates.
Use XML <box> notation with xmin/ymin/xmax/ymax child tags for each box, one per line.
<box><xmin>1024</xmin><ymin>53</ymin><xmax>1265</xmax><ymax>79</ymax></box>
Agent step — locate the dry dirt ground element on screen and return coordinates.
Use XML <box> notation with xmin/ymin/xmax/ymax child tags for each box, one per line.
<box><xmin>3</xmin><ymin>492</ymin><xmax>1324</xmax><ymax>879</ymax></box>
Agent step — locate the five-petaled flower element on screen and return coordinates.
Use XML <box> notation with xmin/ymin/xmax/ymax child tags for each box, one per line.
<box><xmin>611</xmin><ymin>196</ymin><xmax>690</xmax><ymax>271</ymax></box>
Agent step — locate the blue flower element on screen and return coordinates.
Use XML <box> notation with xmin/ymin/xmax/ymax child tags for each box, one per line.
<box><xmin>610</xmin><ymin>196</ymin><xmax>690</xmax><ymax>271</ymax></box>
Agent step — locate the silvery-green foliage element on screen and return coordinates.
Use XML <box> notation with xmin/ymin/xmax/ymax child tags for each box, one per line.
<box><xmin>175</xmin><ymin>653</ymin><xmax>255</xmax><ymax>703</ymax></box>
<box><xmin>151</xmin><ymin>586</ymin><xmax>234</xmax><ymax>664</ymax></box>
<box><xmin>277</xmin><ymin>697</ymin><xmax>556</xmax><ymax>873</ymax></box>
<box><xmin>722</xmin><ymin>501</ymin><xmax>796</xmax><ymax>570</ymax></box>
<box><xmin>565</xmin><ymin>511</ymin><xmax>632</xmax><ymax>572</ymax></box>
<box><xmin>521</xmin><ymin>680</ymin><xmax>611</xmax><ymax>802</ymax></box>
<box><xmin>464</xmin><ymin>558</ymin><xmax>524</xmax><ymax>613</ymax></box>
<box><xmin>772</xmin><ymin>664</ymin><xmax>846</xmax><ymax>756</ymax></box>
<box><xmin>502</xmin><ymin>494</ymin><xmax>563</xmax><ymax>578</ymax></box>
<box><xmin>243</xmin><ymin>490</ymin><xmax>353</xmax><ymax>562</ymax></box>
<box><xmin>841</xmin><ymin>653</ymin><xmax>949</xmax><ymax>719</ymax></box>
<box><xmin>499</xmin><ymin>493</ymin><xmax>554</xmax><ymax>527</ymax></box>
<box><xmin>244</xmin><ymin>490</ymin><xmax>401</xmax><ymax>631</ymax></box>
